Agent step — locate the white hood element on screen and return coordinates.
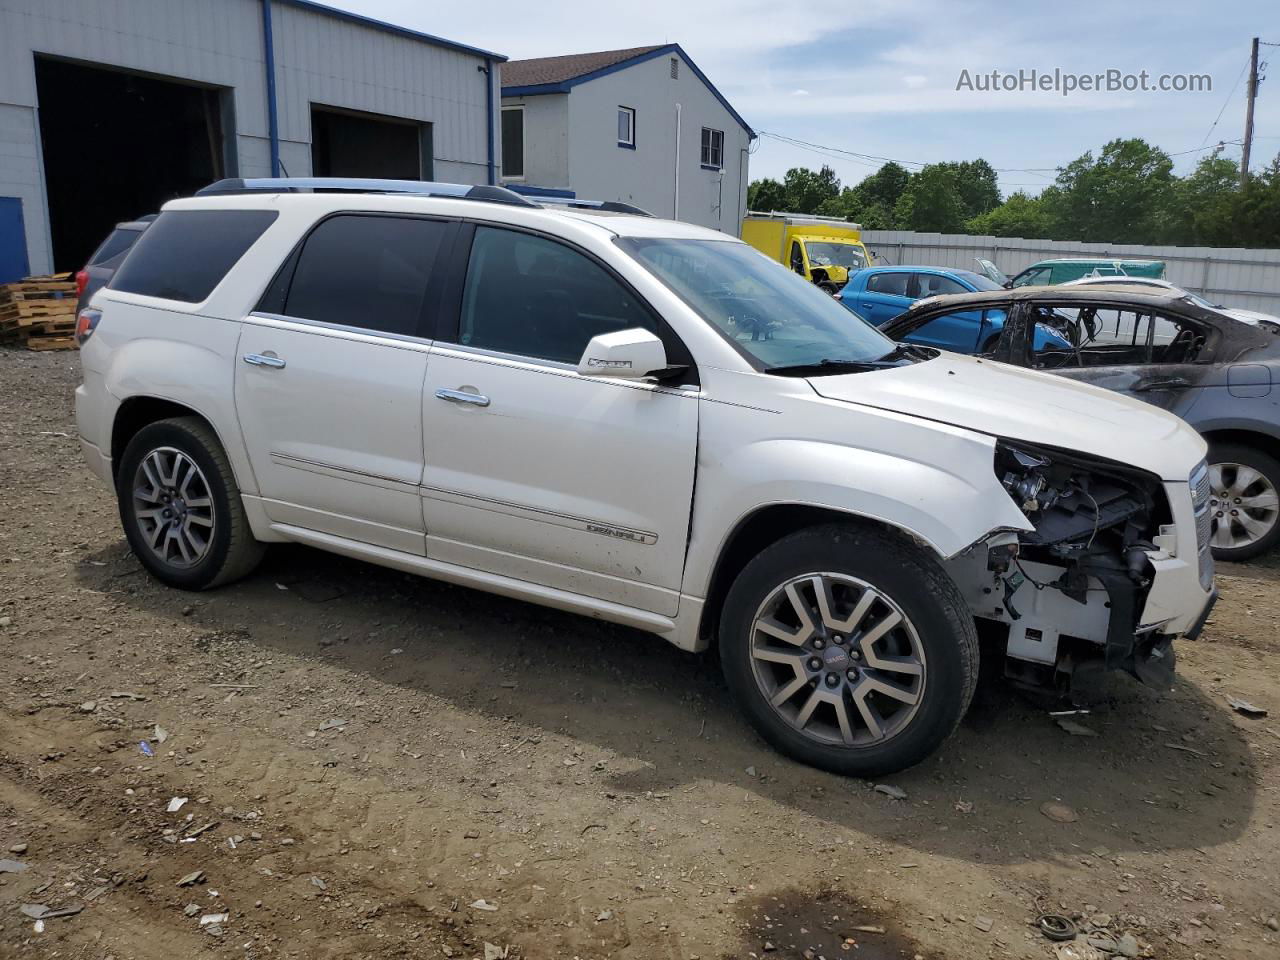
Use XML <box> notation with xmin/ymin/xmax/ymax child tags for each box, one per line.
<box><xmin>810</xmin><ymin>354</ymin><xmax>1206</xmax><ymax>481</ymax></box>
<box><xmin>1221</xmin><ymin>307</ymin><xmax>1280</xmax><ymax>327</ymax></box>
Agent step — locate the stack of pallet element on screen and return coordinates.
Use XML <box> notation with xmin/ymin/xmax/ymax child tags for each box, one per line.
<box><xmin>0</xmin><ymin>273</ymin><xmax>78</xmax><ymax>350</ymax></box>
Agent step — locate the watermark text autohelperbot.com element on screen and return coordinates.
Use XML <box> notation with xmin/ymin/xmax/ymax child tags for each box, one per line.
<box><xmin>956</xmin><ymin>68</ymin><xmax>1212</xmax><ymax>96</ymax></box>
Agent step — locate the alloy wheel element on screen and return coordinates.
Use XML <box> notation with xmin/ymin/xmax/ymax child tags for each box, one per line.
<box><xmin>749</xmin><ymin>573</ymin><xmax>926</xmax><ymax>747</ymax></box>
<box><xmin>1209</xmin><ymin>461</ymin><xmax>1280</xmax><ymax>551</ymax></box>
<box><xmin>131</xmin><ymin>446</ymin><xmax>216</xmax><ymax>568</ymax></box>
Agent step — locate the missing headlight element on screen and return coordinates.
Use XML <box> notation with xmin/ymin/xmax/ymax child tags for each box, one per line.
<box><xmin>994</xmin><ymin>442</ymin><xmax>1157</xmax><ymax>555</ymax></box>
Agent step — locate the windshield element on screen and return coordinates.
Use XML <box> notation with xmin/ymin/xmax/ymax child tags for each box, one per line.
<box><xmin>804</xmin><ymin>241</ymin><xmax>866</xmax><ymax>269</ymax></box>
<box><xmin>620</xmin><ymin>238</ymin><xmax>902</xmax><ymax>372</ymax></box>
<box><xmin>964</xmin><ymin>273</ymin><xmax>1004</xmax><ymax>292</ymax></box>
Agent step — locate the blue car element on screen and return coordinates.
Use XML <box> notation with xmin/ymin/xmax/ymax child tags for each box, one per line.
<box><xmin>837</xmin><ymin>266</ymin><xmax>1068</xmax><ymax>353</ymax></box>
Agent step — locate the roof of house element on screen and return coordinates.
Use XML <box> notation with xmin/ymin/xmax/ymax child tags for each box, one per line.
<box><xmin>281</xmin><ymin>1</ymin><xmax>506</xmax><ymax>61</ymax></box>
<box><xmin>501</xmin><ymin>43</ymin><xmax>754</xmax><ymax>137</ymax></box>
<box><xmin>501</xmin><ymin>45</ymin><xmax>663</xmax><ymax>87</ymax></box>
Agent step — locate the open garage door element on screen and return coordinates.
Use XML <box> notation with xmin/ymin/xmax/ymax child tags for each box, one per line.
<box><xmin>35</xmin><ymin>56</ymin><xmax>230</xmax><ymax>273</ymax></box>
<box><xmin>311</xmin><ymin>105</ymin><xmax>431</xmax><ymax>181</ymax></box>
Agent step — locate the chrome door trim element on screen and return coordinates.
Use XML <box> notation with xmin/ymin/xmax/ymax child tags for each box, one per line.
<box><xmin>420</xmin><ymin>483</ymin><xmax>658</xmax><ymax>545</ymax></box>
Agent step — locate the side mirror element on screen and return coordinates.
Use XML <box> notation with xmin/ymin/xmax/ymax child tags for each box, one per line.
<box><xmin>577</xmin><ymin>328</ymin><xmax>668</xmax><ymax>379</ymax></box>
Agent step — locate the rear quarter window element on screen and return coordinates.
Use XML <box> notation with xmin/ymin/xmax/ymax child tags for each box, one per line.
<box><xmin>87</xmin><ymin>227</ymin><xmax>142</xmax><ymax>266</ymax></box>
<box><xmin>109</xmin><ymin>209</ymin><xmax>278</xmax><ymax>303</ymax></box>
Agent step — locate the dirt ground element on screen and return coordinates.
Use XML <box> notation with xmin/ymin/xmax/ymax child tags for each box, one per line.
<box><xmin>1</xmin><ymin>347</ymin><xmax>1278</xmax><ymax>960</ymax></box>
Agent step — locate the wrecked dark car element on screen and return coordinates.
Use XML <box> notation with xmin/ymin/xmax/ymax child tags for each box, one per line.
<box><xmin>884</xmin><ymin>284</ymin><xmax>1280</xmax><ymax>561</ymax></box>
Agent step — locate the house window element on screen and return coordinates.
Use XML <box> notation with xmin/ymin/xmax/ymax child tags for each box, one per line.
<box><xmin>670</xmin><ymin>57</ymin><xmax>679</xmax><ymax>79</ymax></box>
<box><xmin>701</xmin><ymin>127</ymin><xmax>724</xmax><ymax>169</ymax></box>
<box><xmin>617</xmin><ymin>106</ymin><xmax>635</xmax><ymax>148</ymax></box>
<box><xmin>501</xmin><ymin>106</ymin><xmax>524</xmax><ymax>179</ymax></box>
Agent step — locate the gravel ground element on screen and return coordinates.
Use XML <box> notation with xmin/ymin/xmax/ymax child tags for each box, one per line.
<box><xmin>1</xmin><ymin>346</ymin><xmax>1278</xmax><ymax>960</ymax></box>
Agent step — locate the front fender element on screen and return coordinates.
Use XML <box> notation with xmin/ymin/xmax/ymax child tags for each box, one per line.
<box><xmin>683</xmin><ymin>432</ymin><xmax>1032</xmax><ymax>600</ymax></box>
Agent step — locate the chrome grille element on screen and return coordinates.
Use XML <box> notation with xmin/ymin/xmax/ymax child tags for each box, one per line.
<box><xmin>1190</xmin><ymin>461</ymin><xmax>1213</xmax><ymax>590</ymax></box>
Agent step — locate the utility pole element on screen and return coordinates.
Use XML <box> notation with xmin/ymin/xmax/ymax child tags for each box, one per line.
<box><xmin>1241</xmin><ymin>36</ymin><xmax>1260</xmax><ymax>186</ymax></box>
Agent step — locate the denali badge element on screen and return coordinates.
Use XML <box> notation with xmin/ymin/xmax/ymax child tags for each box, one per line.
<box><xmin>586</xmin><ymin>357</ymin><xmax>633</xmax><ymax>368</ymax></box>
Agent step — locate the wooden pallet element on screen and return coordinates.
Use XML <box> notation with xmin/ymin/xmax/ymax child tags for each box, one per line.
<box><xmin>25</xmin><ymin>336</ymin><xmax>77</xmax><ymax>351</ymax></box>
<box><xmin>0</xmin><ymin>302</ymin><xmax>76</xmax><ymax>323</ymax></box>
<box><xmin>0</xmin><ymin>274</ymin><xmax>80</xmax><ymax>350</ymax></box>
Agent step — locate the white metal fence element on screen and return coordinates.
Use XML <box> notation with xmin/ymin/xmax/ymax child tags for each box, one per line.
<box><xmin>859</xmin><ymin>231</ymin><xmax>1280</xmax><ymax>314</ymax></box>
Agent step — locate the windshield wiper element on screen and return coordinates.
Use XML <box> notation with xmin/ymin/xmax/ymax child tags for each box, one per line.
<box><xmin>767</xmin><ymin>357</ymin><xmax>907</xmax><ymax>377</ymax></box>
<box><xmin>767</xmin><ymin>344</ymin><xmax>932</xmax><ymax>377</ymax></box>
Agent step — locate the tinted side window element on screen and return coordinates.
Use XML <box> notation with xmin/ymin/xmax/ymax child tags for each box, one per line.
<box><xmin>917</xmin><ymin>274</ymin><xmax>967</xmax><ymax>296</ymax></box>
<box><xmin>111</xmin><ymin>210</ymin><xmax>277</xmax><ymax>302</ymax></box>
<box><xmin>1013</xmin><ymin>266</ymin><xmax>1051</xmax><ymax>287</ymax></box>
<box><xmin>88</xmin><ymin>227</ymin><xmax>142</xmax><ymax>266</ymax></box>
<box><xmin>458</xmin><ymin>226</ymin><xmax>657</xmax><ymax>364</ymax></box>
<box><xmin>867</xmin><ymin>272</ymin><xmax>909</xmax><ymax>296</ymax></box>
<box><xmin>283</xmin><ymin>215</ymin><xmax>446</xmax><ymax>336</ymax></box>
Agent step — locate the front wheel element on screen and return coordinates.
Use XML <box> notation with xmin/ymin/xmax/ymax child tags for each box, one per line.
<box><xmin>817</xmin><ymin>280</ymin><xmax>840</xmax><ymax>296</ymax></box>
<box><xmin>1208</xmin><ymin>442</ymin><xmax>1280</xmax><ymax>562</ymax></box>
<box><xmin>116</xmin><ymin>417</ymin><xmax>265</xmax><ymax>590</ymax></box>
<box><xmin>719</xmin><ymin>524</ymin><xmax>978</xmax><ymax>776</ymax></box>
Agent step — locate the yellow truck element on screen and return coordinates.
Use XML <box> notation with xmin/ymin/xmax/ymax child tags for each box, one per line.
<box><xmin>741</xmin><ymin>212</ymin><xmax>870</xmax><ymax>293</ymax></box>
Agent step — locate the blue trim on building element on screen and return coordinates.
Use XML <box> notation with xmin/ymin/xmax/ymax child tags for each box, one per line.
<box><xmin>484</xmin><ymin>58</ymin><xmax>496</xmax><ymax>185</ymax></box>
<box><xmin>277</xmin><ymin>0</ymin><xmax>508</xmax><ymax>61</ymax></box>
<box><xmin>504</xmin><ymin>184</ymin><xmax>576</xmax><ymax>199</ymax></box>
<box><xmin>261</xmin><ymin>0</ymin><xmax>281</xmax><ymax>177</ymax></box>
<box><xmin>501</xmin><ymin>43</ymin><xmax>753</xmax><ymax>137</ymax></box>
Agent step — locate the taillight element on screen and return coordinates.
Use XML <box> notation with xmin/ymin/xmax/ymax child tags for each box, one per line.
<box><xmin>75</xmin><ymin>307</ymin><xmax>101</xmax><ymax>345</ymax></box>
<box><xmin>75</xmin><ymin>269</ymin><xmax>89</xmax><ymax>298</ymax></box>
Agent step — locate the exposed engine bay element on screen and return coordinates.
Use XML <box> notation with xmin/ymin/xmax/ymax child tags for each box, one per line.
<box><xmin>945</xmin><ymin>441</ymin><xmax>1181</xmax><ymax>691</ymax></box>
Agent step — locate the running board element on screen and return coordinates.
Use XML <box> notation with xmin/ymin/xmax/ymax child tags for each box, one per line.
<box><xmin>270</xmin><ymin>523</ymin><xmax>678</xmax><ymax>636</ymax></box>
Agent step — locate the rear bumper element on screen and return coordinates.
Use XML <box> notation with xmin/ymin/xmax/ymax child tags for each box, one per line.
<box><xmin>75</xmin><ymin>377</ymin><xmax>115</xmax><ymax>487</ymax></box>
<box><xmin>79</xmin><ymin>436</ymin><xmax>113</xmax><ymax>486</ymax></box>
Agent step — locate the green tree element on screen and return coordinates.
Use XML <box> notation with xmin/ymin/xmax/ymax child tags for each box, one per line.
<box><xmin>851</xmin><ymin>161</ymin><xmax>912</xmax><ymax>212</ymax></box>
<box><xmin>782</xmin><ymin>165</ymin><xmax>841</xmax><ymax>213</ymax></box>
<box><xmin>1041</xmin><ymin>138</ymin><xmax>1176</xmax><ymax>244</ymax></box>
<box><xmin>747</xmin><ymin>177</ymin><xmax>788</xmax><ymax>212</ymax></box>
<box><xmin>1166</xmin><ymin>154</ymin><xmax>1246</xmax><ymax>246</ymax></box>
<box><xmin>945</xmin><ymin>159</ymin><xmax>1002</xmax><ymax>220</ymax></box>
<box><xmin>966</xmin><ymin>191</ymin><xmax>1050</xmax><ymax>238</ymax></box>
<box><xmin>894</xmin><ymin>164</ymin><xmax>966</xmax><ymax>232</ymax></box>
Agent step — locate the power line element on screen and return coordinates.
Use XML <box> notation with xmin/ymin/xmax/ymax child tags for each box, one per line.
<box><xmin>1196</xmin><ymin>54</ymin><xmax>1251</xmax><ymax>150</ymax></box>
<box><xmin>757</xmin><ymin>131</ymin><xmax>1059</xmax><ymax>175</ymax></box>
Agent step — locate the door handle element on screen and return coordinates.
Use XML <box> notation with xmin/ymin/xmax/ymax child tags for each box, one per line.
<box><xmin>435</xmin><ymin>387</ymin><xmax>490</xmax><ymax>407</ymax></box>
<box><xmin>1133</xmin><ymin>376</ymin><xmax>1189</xmax><ymax>392</ymax></box>
<box><xmin>243</xmin><ymin>353</ymin><xmax>286</xmax><ymax>369</ymax></box>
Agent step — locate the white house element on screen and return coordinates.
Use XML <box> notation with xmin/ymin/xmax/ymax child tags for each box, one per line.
<box><xmin>500</xmin><ymin>44</ymin><xmax>754</xmax><ymax>234</ymax></box>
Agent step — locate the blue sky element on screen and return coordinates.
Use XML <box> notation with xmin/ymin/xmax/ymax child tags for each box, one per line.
<box><xmin>331</xmin><ymin>0</ymin><xmax>1278</xmax><ymax>197</ymax></box>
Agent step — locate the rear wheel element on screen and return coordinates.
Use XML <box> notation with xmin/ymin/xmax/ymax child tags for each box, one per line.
<box><xmin>117</xmin><ymin>417</ymin><xmax>264</xmax><ymax>589</ymax></box>
<box><xmin>719</xmin><ymin>524</ymin><xmax>978</xmax><ymax>776</ymax></box>
<box><xmin>1208</xmin><ymin>442</ymin><xmax>1280</xmax><ymax>561</ymax></box>
<box><xmin>817</xmin><ymin>280</ymin><xmax>840</xmax><ymax>296</ymax></box>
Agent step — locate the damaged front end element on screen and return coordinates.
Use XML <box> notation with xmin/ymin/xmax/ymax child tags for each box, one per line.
<box><xmin>949</xmin><ymin>441</ymin><xmax>1214</xmax><ymax>692</ymax></box>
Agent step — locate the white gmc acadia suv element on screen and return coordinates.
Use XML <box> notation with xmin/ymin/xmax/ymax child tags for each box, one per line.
<box><xmin>74</xmin><ymin>178</ymin><xmax>1216</xmax><ymax>775</ymax></box>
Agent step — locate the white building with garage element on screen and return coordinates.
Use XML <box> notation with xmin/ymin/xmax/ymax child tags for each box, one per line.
<box><xmin>500</xmin><ymin>44</ymin><xmax>754</xmax><ymax>234</ymax></box>
<box><xmin>0</xmin><ymin>0</ymin><xmax>505</xmax><ymax>279</ymax></box>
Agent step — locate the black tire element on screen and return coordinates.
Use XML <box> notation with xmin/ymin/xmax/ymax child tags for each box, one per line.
<box><xmin>719</xmin><ymin>523</ymin><xmax>978</xmax><ymax>776</ymax></box>
<box><xmin>980</xmin><ymin>333</ymin><xmax>1000</xmax><ymax>354</ymax></box>
<box><xmin>116</xmin><ymin>417</ymin><xmax>265</xmax><ymax>590</ymax></box>
<box><xmin>1207</xmin><ymin>442</ymin><xmax>1280</xmax><ymax>562</ymax></box>
<box><xmin>817</xmin><ymin>280</ymin><xmax>839</xmax><ymax>296</ymax></box>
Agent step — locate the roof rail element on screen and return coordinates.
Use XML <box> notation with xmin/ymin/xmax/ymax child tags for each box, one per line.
<box><xmin>536</xmin><ymin>197</ymin><xmax>654</xmax><ymax>217</ymax></box>
<box><xmin>747</xmin><ymin>210</ymin><xmax>862</xmax><ymax>228</ymax></box>
<box><xmin>194</xmin><ymin>178</ymin><xmax>538</xmax><ymax>207</ymax></box>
